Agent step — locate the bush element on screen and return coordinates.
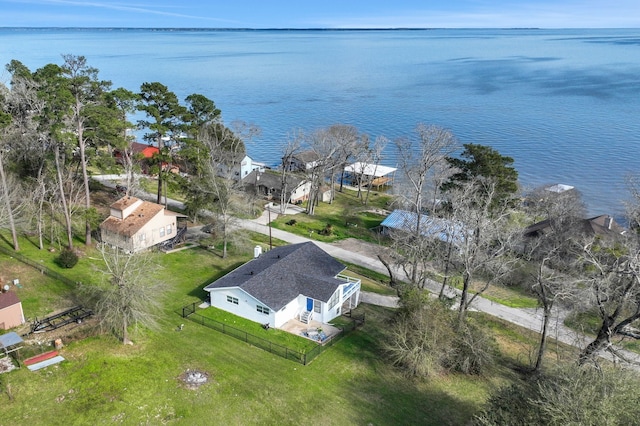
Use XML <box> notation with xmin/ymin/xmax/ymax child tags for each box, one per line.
<box><xmin>443</xmin><ymin>321</ymin><xmax>495</xmax><ymax>375</ymax></box>
<box><xmin>473</xmin><ymin>365</ymin><xmax>640</xmax><ymax>425</ymax></box>
<box><xmin>286</xmin><ymin>219</ymin><xmax>297</xmax><ymax>226</ymax></box>
<box><xmin>384</xmin><ymin>294</ymin><xmax>454</xmax><ymax>377</ymax></box>
<box><xmin>385</xmin><ymin>288</ymin><xmax>495</xmax><ymax>377</ymax></box>
<box><xmin>55</xmin><ymin>248</ymin><xmax>79</xmax><ymax>269</ymax></box>
<box><xmin>318</xmin><ymin>223</ymin><xmax>333</xmax><ymax>236</ymax></box>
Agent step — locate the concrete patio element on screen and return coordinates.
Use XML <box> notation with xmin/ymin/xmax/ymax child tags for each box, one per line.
<box><xmin>279</xmin><ymin>317</ymin><xmax>342</xmax><ymax>343</ymax></box>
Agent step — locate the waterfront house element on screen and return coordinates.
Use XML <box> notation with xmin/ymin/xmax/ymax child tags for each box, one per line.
<box><xmin>282</xmin><ymin>150</ymin><xmax>320</xmax><ymax>172</ymax></box>
<box><xmin>243</xmin><ymin>170</ymin><xmax>311</xmax><ymax>204</ymax></box>
<box><xmin>524</xmin><ymin>214</ymin><xmax>626</xmax><ymax>239</ymax></box>
<box><xmin>343</xmin><ymin>162</ymin><xmax>397</xmax><ymax>189</ymax></box>
<box><xmin>204</xmin><ymin>242</ymin><xmax>361</xmax><ymax>328</ymax></box>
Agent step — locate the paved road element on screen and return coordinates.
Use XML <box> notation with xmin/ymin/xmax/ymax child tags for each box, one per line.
<box><xmin>241</xmin><ymin>210</ymin><xmax>640</xmax><ymax>367</ymax></box>
<box><xmin>94</xmin><ymin>175</ymin><xmax>640</xmax><ymax>367</ymax></box>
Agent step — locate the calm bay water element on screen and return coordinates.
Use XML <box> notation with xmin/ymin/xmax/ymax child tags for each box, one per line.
<box><xmin>1</xmin><ymin>28</ymin><xmax>640</xmax><ymax>217</ymax></box>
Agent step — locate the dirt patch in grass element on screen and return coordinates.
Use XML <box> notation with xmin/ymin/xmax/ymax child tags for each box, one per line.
<box><xmin>178</xmin><ymin>369</ymin><xmax>211</xmax><ymax>390</ymax></box>
<box><xmin>0</xmin><ymin>356</ymin><xmax>17</xmax><ymax>374</ymax></box>
<box><xmin>90</xmin><ymin>184</ymin><xmax>119</xmax><ymax>218</ymax></box>
<box><xmin>331</xmin><ymin>237</ymin><xmax>391</xmax><ymax>258</ymax></box>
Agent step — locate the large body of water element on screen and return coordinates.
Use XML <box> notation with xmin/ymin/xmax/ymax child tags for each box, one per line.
<box><xmin>1</xmin><ymin>28</ymin><xmax>639</xmax><ymax>217</ymax></box>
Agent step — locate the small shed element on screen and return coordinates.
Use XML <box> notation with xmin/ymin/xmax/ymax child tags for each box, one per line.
<box><xmin>0</xmin><ymin>331</ymin><xmax>23</xmax><ymax>357</ymax></box>
<box><xmin>0</xmin><ymin>291</ymin><xmax>25</xmax><ymax>330</ymax></box>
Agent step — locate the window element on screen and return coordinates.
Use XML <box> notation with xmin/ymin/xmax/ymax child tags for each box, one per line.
<box><xmin>226</xmin><ymin>296</ymin><xmax>238</xmax><ymax>305</ymax></box>
<box><xmin>328</xmin><ymin>290</ymin><xmax>340</xmax><ymax>310</ymax></box>
<box><xmin>257</xmin><ymin>305</ymin><xmax>270</xmax><ymax>315</ymax></box>
<box><xmin>159</xmin><ymin>227</ymin><xmax>165</xmax><ymax>237</ymax></box>
<box><xmin>166</xmin><ymin>224</ymin><xmax>173</xmax><ymax>235</ymax></box>
<box><xmin>313</xmin><ymin>299</ymin><xmax>321</xmax><ymax>313</ymax></box>
<box><xmin>139</xmin><ymin>233</ymin><xmax>146</xmax><ymax>242</ymax></box>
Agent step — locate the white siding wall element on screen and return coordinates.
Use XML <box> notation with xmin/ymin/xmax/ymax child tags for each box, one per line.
<box><xmin>240</xmin><ymin>155</ymin><xmax>252</xmax><ymax>179</ymax></box>
<box><xmin>290</xmin><ymin>181</ymin><xmax>312</xmax><ymax>202</ymax></box>
<box><xmin>102</xmin><ymin>211</ymin><xmax>178</xmax><ymax>253</ymax></box>
<box><xmin>207</xmin><ymin>282</ymin><xmax>360</xmax><ymax>328</ymax></box>
<box><xmin>208</xmin><ymin>288</ymin><xmax>274</xmax><ymax>326</ymax></box>
<box><xmin>110</xmin><ymin>207</ymin><xmax>124</xmax><ymax>220</ymax></box>
<box><xmin>274</xmin><ymin>296</ymin><xmax>304</xmax><ymax>328</ymax></box>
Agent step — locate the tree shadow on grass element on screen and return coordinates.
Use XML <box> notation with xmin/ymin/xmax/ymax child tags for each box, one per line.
<box><xmin>186</xmin><ymin>261</ymin><xmax>245</xmax><ymax>301</ymax></box>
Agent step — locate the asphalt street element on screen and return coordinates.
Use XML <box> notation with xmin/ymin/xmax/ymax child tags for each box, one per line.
<box><xmin>95</xmin><ymin>175</ymin><xmax>640</xmax><ymax>367</ymax></box>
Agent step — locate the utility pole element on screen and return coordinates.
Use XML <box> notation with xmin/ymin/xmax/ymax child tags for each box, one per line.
<box><xmin>268</xmin><ymin>204</ymin><xmax>273</xmax><ymax>250</ymax></box>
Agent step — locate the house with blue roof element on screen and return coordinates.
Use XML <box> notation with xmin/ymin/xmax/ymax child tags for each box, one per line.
<box><xmin>380</xmin><ymin>209</ymin><xmax>467</xmax><ymax>247</ymax></box>
<box><xmin>204</xmin><ymin>242</ymin><xmax>361</xmax><ymax>328</ymax></box>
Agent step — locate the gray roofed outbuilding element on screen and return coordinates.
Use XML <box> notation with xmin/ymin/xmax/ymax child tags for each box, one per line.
<box><xmin>204</xmin><ymin>242</ymin><xmax>346</xmax><ymax>311</ymax></box>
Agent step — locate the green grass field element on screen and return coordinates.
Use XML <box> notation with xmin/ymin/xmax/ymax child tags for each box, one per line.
<box><xmin>270</xmin><ymin>188</ymin><xmax>392</xmax><ymax>243</ymax></box>
<box><xmin>0</xmin><ymin>228</ymin><xmax>556</xmax><ymax>425</ymax></box>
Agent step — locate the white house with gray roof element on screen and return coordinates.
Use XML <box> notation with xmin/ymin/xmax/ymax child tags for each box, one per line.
<box><xmin>204</xmin><ymin>242</ymin><xmax>361</xmax><ymax>328</ymax></box>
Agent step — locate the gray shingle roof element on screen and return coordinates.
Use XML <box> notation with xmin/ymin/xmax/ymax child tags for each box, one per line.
<box><xmin>204</xmin><ymin>242</ymin><xmax>346</xmax><ymax>310</ymax></box>
<box><xmin>243</xmin><ymin>169</ymin><xmax>304</xmax><ymax>189</ymax></box>
<box><xmin>293</xmin><ymin>150</ymin><xmax>320</xmax><ymax>164</ymax></box>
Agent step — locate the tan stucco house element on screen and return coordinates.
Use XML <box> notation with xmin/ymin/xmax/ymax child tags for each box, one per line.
<box><xmin>99</xmin><ymin>196</ymin><xmax>186</xmax><ymax>252</ymax></box>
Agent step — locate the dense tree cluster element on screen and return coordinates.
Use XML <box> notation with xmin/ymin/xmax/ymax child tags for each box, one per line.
<box><xmin>0</xmin><ymin>55</ymin><xmax>235</xmax><ymax>343</ymax></box>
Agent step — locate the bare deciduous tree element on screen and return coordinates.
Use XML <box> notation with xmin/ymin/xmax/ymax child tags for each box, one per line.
<box><xmin>279</xmin><ymin>130</ymin><xmax>303</xmax><ymax>214</ymax></box>
<box><xmin>520</xmin><ymin>236</ymin><xmax>577</xmax><ymax>371</ymax></box>
<box><xmin>0</xmin><ymin>87</ymin><xmax>22</xmax><ymax>250</ymax></box>
<box><xmin>394</xmin><ymin>124</ymin><xmax>458</xmax><ymax>218</ymax></box>
<box><xmin>519</xmin><ymin>185</ymin><xmax>586</xmax><ymax>371</ymax></box>
<box><xmin>91</xmin><ymin>244</ymin><xmax>163</xmax><ymax>345</ymax></box>
<box><xmin>388</xmin><ymin>125</ymin><xmax>459</xmax><ymax>286</ymax></box>
<box><xmin>303</xmin><ymin>125</ymin><xmax>359</xmax><ymax>214</ymax></box>
<box><xmin>577</xmin><ymin>231</ymin><xmax>640</xmax><ymax>365</ymax></box>
<box><xmin>447</xmin><ymin>179</ymin><xmax>518</xmax><ymax>324</ymax></box>
<box><xmin>189</xmin><ymin>122</ymin><xmax>253</xmax><ymax>258</ymax></box>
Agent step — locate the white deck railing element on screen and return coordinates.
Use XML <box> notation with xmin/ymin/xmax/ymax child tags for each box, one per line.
<box><xmin>336</xmin><ymin>275</ymin><xmax>361</xmax><ymax>301</ymax></box>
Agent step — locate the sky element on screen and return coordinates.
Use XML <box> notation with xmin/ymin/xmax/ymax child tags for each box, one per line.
<box><xmin>1</xmin><ymin>0</ymin><xmax>639</xmax><ymax>29</ymax></box>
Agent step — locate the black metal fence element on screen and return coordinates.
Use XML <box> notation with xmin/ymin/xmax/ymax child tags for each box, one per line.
<box><xmin>180</xmin><ymin>302</ymin><xmax>365</xmax><ymax>365</ymax></box>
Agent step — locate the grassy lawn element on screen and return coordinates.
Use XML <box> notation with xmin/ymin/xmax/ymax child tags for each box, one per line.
<box><xmin>446</xmin><ymin>276</ymin><xmax>539</xmax><ymax>309</ymax></box>
<box><xmin>194</xmin><ymin>306</ymin><xmax>318</xmax><ymax>353</ymax></box>
<box><xmin>270</xmin><ymin>188</ymin><xmax>392</xmax><ymax>243</ymax></box>
<box><xmin>0</xmin><ymin>230</ymin><xmax>552</xmax><ymax>425</ymax></box>
<box><xmin>1</xmin><ymin>303</ymin><xmax>508</xmax><ymax>426</ymax></box>
<box><xmin>0</xmin><ymin>255</ymin><xmax>74</xmax><ymax>320</ymax></box>
<box><xmin>342</xmin><ymin>267</ymin><xmax>398</xmax><ymax>296</ymax></box>
<box><xmin>478</xmin><ymin>312</ymin><xmax>580</xmax><ymax>369</ymax></box>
